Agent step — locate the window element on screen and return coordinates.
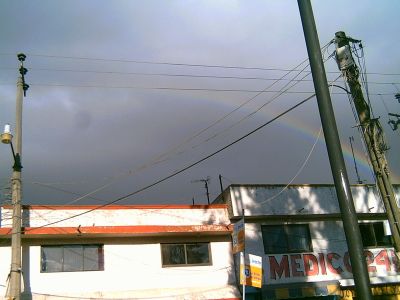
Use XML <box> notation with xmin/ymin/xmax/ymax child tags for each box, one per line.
<box><xmin>41</xmin><ymin>244</ymin><xmax>104</xmax><ymax>272</ymax></box>
<box><xmin>261</xmin><ymin>224</ymin><xmax>312</xmax><ymax>254</ymax></box>
<box><xmin>359</xmin><ymin>222</ymin><xmax>392</xmax><ymax>247</ymax></box>
<box><xmin>161</xmin><ymin>243</ymin><xmax>211</xmax><ymax>266</ymax></box>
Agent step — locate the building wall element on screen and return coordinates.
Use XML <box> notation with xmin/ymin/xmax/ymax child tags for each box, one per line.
<box><xmin>1</xmin><ymin>205</ymin><xmax>231</xmax><ymax>228</ymax></box>
<box><xmin>11</xmin><ymin>239</ymin><xmax>234</xmax><ymax>298</ymax></box>
<box><xmin>0</xmin><ymin>205</ymin><xmax>240</xmax><ymax>299</ymax></box>
<box><xmin>244</xmin><ymin>221</ymin><xmax>400</xmax><ymax>286</ymax></box>
<box><xmin>224</xmin><ymin>184</ymin><xmax>400</xmax><ymax>292</ymax></box>
<box><xmin>227</xmin><ymin>184</ymin><xmax>399</xmax><ymax>217</ymax></box>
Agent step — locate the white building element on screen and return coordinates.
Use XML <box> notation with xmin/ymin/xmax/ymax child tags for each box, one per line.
<box><xmin>213</xmin><ymin>184</ymin><xmax>400</xmax><ymax>300</ymax></box>
<box><xmin>0</xmin><ymin>204</ymin><xmax>241</xmax><ymax>300</ymax></box>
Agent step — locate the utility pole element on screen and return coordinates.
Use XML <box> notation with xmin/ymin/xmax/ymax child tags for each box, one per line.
<box><xmin>334</xmin><ymin>32</ymin><xmax>400</xmax><ymax>253</ymax></box>
<box><xmin>8</xmin><ymin>53</ymin><xmax>27</xmax><ymax>300</ymax></box>
<box><xmin>297</xmin><ymin>1</ymin><xmax>372</xmax><ymax>299</ymax></box>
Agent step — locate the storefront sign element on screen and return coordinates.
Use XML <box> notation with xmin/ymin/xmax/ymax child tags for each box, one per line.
<box><xmin>232</xmin><ymin>219</ymin><xmax>245</xmax><ymax>254</ymax></box>
<box><xmin>240</xmin><ymin>254</ymin><xmax>262</xmax><ymax>288</ymax></box>
<box><xmin>268</xmin><ymin>248</ymin><xmax>400</xmax><ymax>281</ymax></box>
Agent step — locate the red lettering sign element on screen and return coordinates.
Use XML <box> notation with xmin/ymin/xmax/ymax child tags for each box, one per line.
<box><xmin>290</xmin><ymin>254</ymin><xmax>304</xmax><ymax>277</ymax></box>
<box><xmin>268</xmin><ymin>249</ymin><xmax>399</xmax><ymax>280</ymax></box>
<box><xmin>318</xmin><ymin>253</ymin><xmax>327</xmax><ymax>275</ymax></box>
<box><xmin>343</xmin><ymin>251</ymin><xmax>352</xmax><ymax>273</ymax></box>
<box><xmin>375</xmin><ymin>249</ymin><xmax>391</xmax><ymax>271</ymax></box>
<box><xmin>326</xmin><ymin>253</ymin><xmax>343</xmax><ymax>274</ymax></box>
<box><xmin>364</xmin><ymin>250</ymin><xmax>377</xmax><ymax>272</ymax></box>
<box><xmin>390</xmin><ymin>250</ymin><xmax>400</xmax><ymax>272</ymax></box>
<box><xmin>269</xmin><ymin>255</ymin><xmax>289</xmax><ymax>279</ymax></box>
<box><xmin>303</xmin><ymin>254</ymin><xmax>319</xmax><ymax>276</ymax></box>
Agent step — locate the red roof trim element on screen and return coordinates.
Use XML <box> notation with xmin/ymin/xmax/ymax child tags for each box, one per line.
<box><xmin>1</xmin><ymin>204</ymin><xmax>227</xmax><ymax>210</ymax></box>
<box><xmin>0</xmin><ymin>225</ymin><xmax>233</xmax><ymax>236</ymax></box>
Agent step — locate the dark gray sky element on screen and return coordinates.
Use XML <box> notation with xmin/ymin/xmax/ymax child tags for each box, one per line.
<box><xmin>0</xmin><ymin>0</ymin><xmax>399</xmax><ymax>205</ymax></box>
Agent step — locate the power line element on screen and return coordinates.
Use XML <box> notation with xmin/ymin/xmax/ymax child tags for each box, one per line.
<box><xmin>1</xmin><ymin>67</ymin><xmax>398</xmax><ymax>85</ymax></box>
<box><xmin>1</xmin><ymin>49</ymin><xmax>399</xmax><ymax>75</ymax></box>
<box><xmin>195</xmin><ymin>61</ymin><xmax>317</xmax><ymax>147</ymax></box>
<box><xmin>151</xmin><ymin>57</ymin><xmax>312</xmax><ymax>164</ymax></box>
<box><xmin>2</xmin><ymin>52</ymin><xmax>306</xmax><ymax>72</ymax></box>
<box><xmin>30</xmin><ymin>182</ymin><xmax>108</xmax><ymax>204</ymax></box>
<box><xmin>257</xmin><ymin>78</ymin><xmax>340</xmax><ymax>206</ymax></box>
<box><xmin>20</xmin><ymin>93</ymin><xmax>315</xmax><ymax>232</ymax></box>
<box><xmin>4</xmin><ymin>55</ymin><xmax>315</xmax><ymax>207</ymax></box>
<box><xmin>1</xmin><ymin>82</ymin><xmax>384</xmax><ymax>95</ymax></box>
<box><xmin>20</xmin><ymin>57</ymin><xmax>314</xmax><ymax>207</ymax></box>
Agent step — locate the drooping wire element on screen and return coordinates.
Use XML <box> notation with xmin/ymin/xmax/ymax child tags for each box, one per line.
<box><xmin>194</xmin><ymin>61</ymin><xmax>315</xmax><ymax>148</ymax></box>
<box><xmin>192</xmin><ymin>50</ymin><xmax>335</xmax><ymax>149</ymax></box>
<box><xmin>352</xmin><ymin>43</ymin><xmax>374</xmax><ymax>118</ymax></box>
<box><xmin>19</xmin><ymin>93</ymin><xmax>316</xmax><ymax>232</ymax></box>
<box><xmin>154</xmin><ymin>57</ymin><xmax>312</xmax><ymax>163</ymax></box>
<box><xmin>23</xmin><ymin>42</ymin><xmax>331</xmax><ymax>206</ymax></box>
<box><xmin>257</xmin><ymin>76</ymin><xmax>341</xmax><ymax>206</ymax></box>
<box><xmin>29</xmin><ymin>57</ymin><xmax>314</xmax><ymax>205</ymax></box>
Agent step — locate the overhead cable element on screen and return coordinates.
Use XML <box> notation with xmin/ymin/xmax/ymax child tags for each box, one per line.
<box><xmin>21</xmin><ymin>93</ymin><xmax>316</xmax><ymax>232</ymax></box>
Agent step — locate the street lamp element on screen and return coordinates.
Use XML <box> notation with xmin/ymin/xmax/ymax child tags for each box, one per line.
<box><xmin>1</xmin><ymin>124</ymin><xmax>22</xmax><ymax>172</ymax></box>
<box><xmin>1</xmin><ymin>124</ymin><xmax>13</xmax><ymax>143</ymax></box>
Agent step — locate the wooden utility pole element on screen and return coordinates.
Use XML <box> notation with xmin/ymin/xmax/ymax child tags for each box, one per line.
<box><xmin>334</xmin><ymin>31</ymin><xmax>400</xmax><ymax>253</ymax></box>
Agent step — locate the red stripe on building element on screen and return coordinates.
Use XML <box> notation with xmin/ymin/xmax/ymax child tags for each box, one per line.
<box><xmin>0</xmin><ymin>224</ymin><xmax>233</xmax><ymax>236</ymax></box>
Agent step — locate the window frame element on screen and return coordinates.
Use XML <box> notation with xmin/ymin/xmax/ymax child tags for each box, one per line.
<box><xmin>261</xmin><ymin>224</ymin><xmax>313</xmax><ymax>254</ymax></box>
<box><xmin>161</xmin><ymin>242</ymin><xmax>212</xmax><ymax>267</ymax></box>
<box><xmin>359</xmin><ymin>222</ymin><xmax>393</xmax><ymax>248</ymax></box>
<box><xmin>40</xmin><ymin>244</ymin><xmax>104</xmax><ymax>273</ymax></box>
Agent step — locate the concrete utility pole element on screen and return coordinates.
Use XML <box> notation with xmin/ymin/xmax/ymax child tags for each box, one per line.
<box><xmin>8</xmin><ymin>53</ymin><xmax>28</xmax><ymax>300</ymax></box>
<box><xmin>297</xmin><ymin>1</ymin><xmax>372</xmax><ymax>299</ymax></box>
<box><xmin>334</xmin><ymin>31</ymin><xmax>400</xmax><ymax>253</ymax></box>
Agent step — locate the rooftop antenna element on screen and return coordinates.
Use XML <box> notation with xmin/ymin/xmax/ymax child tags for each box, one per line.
<box><xmin>191</xmin><ymin>176</ymin><xmax>210</xmax><ymax>204</ymax></box>
<box><xmin>349</xmin><ymin>136</ymin><xmax>363</xmax><ymax>184</ymax></box>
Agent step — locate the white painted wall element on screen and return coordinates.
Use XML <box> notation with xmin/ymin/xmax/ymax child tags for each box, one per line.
<box><xmin>0</xmin><ymin>206</ymin><xmax>239</xmax><ymax>299</ymax></box>
<box><xmin>11</xmin><ymin>241</ymin><xmax>235</xmax><ymax>298</ymax></box>
<box><xmin>228</xmin><ymin>184</ymin><xmax>399</xmax><ymax>216</ymax></box>
<box><xmin>242</xmin><ymin>221</ymin><xmax>400</xmax><ymax>286</ymax></box>
<box><xmin>226</xmin><ymin>184</ymin><xmax>400</xmax><ymax>287</ymax></box>
<box><xmin>1</xmin><ymin>206</ymin><xmax>230</xmax><ymax>228</ymax></box>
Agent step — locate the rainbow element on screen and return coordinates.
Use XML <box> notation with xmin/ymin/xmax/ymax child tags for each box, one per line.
<box><xmin>276</xmin><ymin>110</ymin><xmax>400</xmax><ymax>184</ymax></box>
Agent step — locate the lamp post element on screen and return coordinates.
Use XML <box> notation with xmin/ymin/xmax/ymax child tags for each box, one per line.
<box><xmin>1</xmin><ymin>53</ymin><xmax>28</xmax><ymax>300</ymax></box>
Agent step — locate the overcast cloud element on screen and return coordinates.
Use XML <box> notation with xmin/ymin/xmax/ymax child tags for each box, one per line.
<box><xmin>0</xmin><ymin>0</ymin><xmax>399</xmax><ymax>205</ymax></box>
